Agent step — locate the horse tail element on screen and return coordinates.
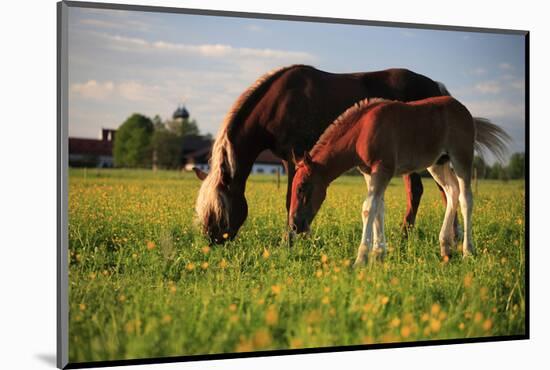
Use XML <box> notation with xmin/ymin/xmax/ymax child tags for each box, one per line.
<box><xmin>473</xmin><ymin>117</ymin><xmax>511</xmax><ymax>162</ymax></box>
<box><xmin>437</xmin><ymin>81</ymin><xmax>451</xmax><ymax>96</ymax></box>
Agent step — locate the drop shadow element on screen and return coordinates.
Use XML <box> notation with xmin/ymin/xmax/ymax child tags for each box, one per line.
<box><xmin>35</xmin><ymin>353</ymin><xmax>57</xmax><ymax>367</ymax></box>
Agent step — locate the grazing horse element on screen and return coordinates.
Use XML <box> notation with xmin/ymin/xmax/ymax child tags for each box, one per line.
<box><xmin>288</xmin><ymin>96</ymin><xmax>510</xmax><ymax>266</ymax></box>
<box><xmin>194</xmin><ymin>65</ymin><xmax>453</xmax><ymax>244</ymax></box>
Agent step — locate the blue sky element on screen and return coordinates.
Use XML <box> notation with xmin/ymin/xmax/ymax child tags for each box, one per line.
<box><xmin>68</xmin><ymin>7</ymin><xmax>526</xmax><ymax>161</ymax></box>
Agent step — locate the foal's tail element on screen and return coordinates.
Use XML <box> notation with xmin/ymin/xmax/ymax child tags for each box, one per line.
<box><xmin>473</xmin><ymin>117</ymin><xmax>512</xmax><ymax>162</ymax></box>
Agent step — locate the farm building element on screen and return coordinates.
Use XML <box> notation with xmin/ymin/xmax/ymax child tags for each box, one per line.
<box><xmin>69</xmin><ymin>128</ymin><xmax>116</xmax><ymax>168</ymax></box>
<box><xmin>184</xmin><ymin>143</ymin><xmax>286</xmax><ymax>175</ymax></box>
<box><xmin>69</xmin><ymin>128</ymin><xmax>285</xmax><ymax>174</ymax></box>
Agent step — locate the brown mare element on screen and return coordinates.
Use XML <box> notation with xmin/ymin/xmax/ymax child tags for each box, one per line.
<box><xmin>288</xmin><ymin>96</ymin><xmax>510</xmax><ymax>266</ymax></box>
<box><xmin>194</xmin><ymin>65</ymin><xmax>454</xmax><ymax>244</ymax></box>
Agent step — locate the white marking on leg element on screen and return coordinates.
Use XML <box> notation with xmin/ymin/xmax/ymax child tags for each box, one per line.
<box><xmin>355</xmin><ymin>172</ymin><xmax>390</xmax><ymax>266</ymax></box>
<box><xmin>373</xmin><ymin>196</ymin><xmax>386</xmax><ymax>253</ymax></box>
<box><xmin>428</xmin><ymin>164</ymin><xmax>459</xmax><ymax>257</ymax></box>
<box><xmin>451</xmin><ymin>158</ymin><xmax>475</xmax><ymax>257</ymax></box>
<box><xmin>458</xmin><ymin>177</ymin><xmax>474</xmax><ymax>256</ymax></box>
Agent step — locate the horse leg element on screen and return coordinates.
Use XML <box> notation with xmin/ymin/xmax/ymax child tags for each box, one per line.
<box><xmin>402</xmin><ymin>173</ymin><xmax>423</xmax><ymax>235</ymax></box>
<box><xmin>373</xmin><ymin>195</ymin><xmax>387</xmax><ymax>257</ymax></box>
<box><xmin>354</xmin><ymin>171</ymin><xmax>390</xmax><ymax>267</ymax></box>
<box><xmin>284</xmin><ymin>160</ymin><xmax>295</xmax><ymax>216</ymax></box>
<box><xmin>452</xmin><ymin>161</ymin><xmax>475</xmax><ymax>257</ymax></box>
<box><xmin>361</xmin><ymin>173</ymin><xmax>376</xmax><ymax>245</ymax></box>
<box><xmin>436</xmin><ymin>180</ymin><xmax>463</xmax><ymax>243</ymax></box>
<box><xmin>427</xmin><ymin>164</ymin><xmax>459</xmax><ymax>259</ymax></box>
<box><xmin>361</xmin><ymin>173</ymin><xmax>386</xmax><ymax>254</ymax></box>
<box><xmin>283</xmin><ymin>159</ymin><xmax>295</xmax><ymax>245</ymax></box>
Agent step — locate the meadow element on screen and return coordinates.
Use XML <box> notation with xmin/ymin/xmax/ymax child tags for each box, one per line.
<box><xmin>68</xmin><ymin>169</ymin><xmax>526</xmax><ymax>363</ymax></box>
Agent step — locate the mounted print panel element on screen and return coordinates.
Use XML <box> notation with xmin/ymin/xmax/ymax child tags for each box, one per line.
<box><xmin>57</xmin><ymin>1</ymin><xmax>528</xmax><ymax>368</ymax></box>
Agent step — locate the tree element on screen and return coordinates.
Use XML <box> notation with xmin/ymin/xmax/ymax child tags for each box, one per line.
<box><xmin>113</xmin><ymin>113</ymin><xmax>154</xmax><ymax>168</ymax></box>
<box><xmin>165</xmin><ymin>118</ymin><xmax>200</xmax><ymax>137</ymax></box>
<box><xmin>507</xmin><ymin>152</ymin><xmax>525</xmax><ymax>179</ymax></box>
<box><xmin>488</xmin><ymin>162</ymin><xmax>508</xmax><ymax>181</ymax></box>
<box><xmin>152</xmin><ymin>114</ymin><xmax>164</xmax><ymax>131</ymax></box>
<box><xmin>151</xmin><ymin>128</ymin><xmax>182</xmax><ymax>169</ymax></box>
<box><xmin>473</xmin><ymin>156</ymin><xmax>487</xmax><ymax>179</ymax></box>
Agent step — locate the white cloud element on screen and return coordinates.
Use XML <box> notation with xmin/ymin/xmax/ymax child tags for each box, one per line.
<box><xmin>79</xmin><ymin>18</ymin><xmax>150</xmax><ymax>32</ymax></box>
<box><xmin>510</xmin><ymin>79</ymin><xmax>525</xmax><ymax>91</ymax></box>
<box><xmin>98</xmin><ymin>32</ymin><xmax>315</xmax><ymax>61</ymax></box>
<box><xmin>117</xmin><ymin>81</ymin><xmax>162</xmax><ymax>102</ymax></box>
<box><xmin>71</xmin><ymin>80</ymin><xmax>161</xmax><ymax>102</ymax></box>
<box><xmin>474</xmin><ymin>80</ymin><xmax>502</xmax><ymax>94</ymax></box>
<box><xmin>246</xmin><ymin>24</ymin><xmax>264</xmax><ymax>32</ymax></box>
<box><xmin>469</xmin><ymin>67</ymin><xmax>486</xmax><ymax>76</ymax></box>
<box><xmin>71</xmin><ymin>80</ymin><xmax>115</xmax><ymax>100</ymax></box>
<box><xmin>499</xmin><ymin>62</ymin><xmax>514</xmax><ymax>70</ymax></box>
<box><xmin>463</xmin><ymin>99</ymin><xmax>525</xmax><ymax>121</ymax></box>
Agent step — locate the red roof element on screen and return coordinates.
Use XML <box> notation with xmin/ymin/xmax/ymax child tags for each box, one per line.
<box><xmin>69</xmin><ymin>138</ymin><xmax>113</xmax><ymax>156</ymax></box>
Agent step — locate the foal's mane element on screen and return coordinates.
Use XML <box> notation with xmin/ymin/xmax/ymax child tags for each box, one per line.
<box><xmin>310</xmin><ymin>97</ymin><xmax>390</xmax><ymax>157</ymax></box>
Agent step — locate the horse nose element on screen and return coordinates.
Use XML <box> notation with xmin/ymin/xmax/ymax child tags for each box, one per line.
<box><xmin>290</xmin><ymin>223</ymin><xmax>298</xmax><ymax>232</ymax></box>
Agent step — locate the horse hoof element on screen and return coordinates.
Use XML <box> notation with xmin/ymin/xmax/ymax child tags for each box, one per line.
<box><xmin>353</xmin><ymin>259</ymin><xmax>366</xmax><ymax>268</ymax></box>
<box><xmin>371</xmin><ymin>249</ymin><xmax>386</xmax><ymax>262</ymax></box>
<box><xmin>441</xmin><ymin>255</ymin><xmax>451</xmax><ymax>264</ymax></box>
<box><xmin>462</xmin><ymin>250</ymin><xmax>475</xmax><ymax>259</ymax></box>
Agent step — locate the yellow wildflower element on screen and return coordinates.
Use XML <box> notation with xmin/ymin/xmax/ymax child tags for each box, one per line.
<box><xmin>265</xmin><ymin>306</ymin><xmax>279</xmax><ymax>326</ymax></box>
<box><xmin>290</xmin><ymin>338</ymin><xmax>303</xmax><ymax>348</ymax></box>
<box><xmin>235</xmin><ymin>337</ymin><xmax>254</xmax><ymax>352</ymax></box>
<box><xmin>430</xmin><ymin>318</ymin><xmax>442</xmax><ymax>332</ymax></box>
<box><xmin>463</xmin><ymin>273</ymin><xmax>473</xmax><ymax>288</ymax></box>
<box><xmin>389</xmin><ymin>317</ymin><xmax>401</xmax><ymax>328</ymax></box>
<box><xmin>253</xmin><ymin>329</ymin><xmax>272</xmax><ymax>348</ymax></box>
<box><xmin>400</xmin><ymin>325</ymin><xmax>412</xmax><ymax>338</ymax></box>
<box><xmin>474</xmin><ymin>312</ymin><xmax>484</xmax><ymax>323</ymax></box>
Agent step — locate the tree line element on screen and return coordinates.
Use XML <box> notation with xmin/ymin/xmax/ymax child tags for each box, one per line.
<box><xmin>113</xmin><ymin>113</ymin><xmax>208</xmax><ymax>169</ymax></box>
<box><xmin>472</xmin><ymin>152</ymin><xmax>525</xmax><ymax>180</ymax></box>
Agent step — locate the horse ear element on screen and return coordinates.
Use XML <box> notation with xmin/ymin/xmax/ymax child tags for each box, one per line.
<box><xmin>193</xmin><ymin>167</ymin><xmax>208</xmax><ymax>181</ymax></box>
<box><xmin>303</xmin><ymin>151</ymin><xmax>313</xmax><ymax>168</ymax></box>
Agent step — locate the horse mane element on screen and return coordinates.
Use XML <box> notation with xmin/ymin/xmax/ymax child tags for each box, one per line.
<box><xmin>196</xmin><ymin>64</ymin><xmax>306</xmax><ymax>232</ymax></box>
<box><xmin>310</xmin><ymin>97</ymin><xmax>390</xmax><ymax>157</ymax></box>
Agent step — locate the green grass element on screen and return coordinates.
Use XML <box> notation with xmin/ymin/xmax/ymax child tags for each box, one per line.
<box><xmin>68</xmin><ymin>169</ymin><xmax>526</xmax><ymax>362</ymax></box>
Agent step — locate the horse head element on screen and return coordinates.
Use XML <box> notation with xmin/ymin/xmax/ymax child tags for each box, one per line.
<box><xmin>194</xmin><ymin>166</ymin><xmax>248</xmax><ymax>244</ymax></box>
<box><xmin>288</xmin><ymin>152</ymin><xmax>327</xmax><ymax>234</ymax></box>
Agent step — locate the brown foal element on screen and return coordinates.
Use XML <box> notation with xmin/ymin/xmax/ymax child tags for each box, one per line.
<box><xmin>288</xmin><ymin>96</ymin><xmax>510</xmax><ymax>266</ymax></box>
